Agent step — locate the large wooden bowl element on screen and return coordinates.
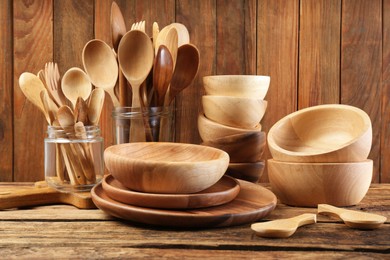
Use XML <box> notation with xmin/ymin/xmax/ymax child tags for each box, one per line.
<box><xmin>268</xmin><ymin>104</ymin><xmax>372</xmax><ymax>162</ymax></box>
<box><xmin>268</xmin><ymin>159</ymin><xmax>373</xmax><ymax>207</ymax></box>
<box><xmin>225</xmin><ymin>161</ymin><xmax>265</xmax><ymax>183</ymax></box>
<box><xmin>203</xmin><ymin>75</ymin><xmax>270</xmax><ymax>99</ymax></box>
<box><xmin>198</xmin><ymin>114</ymin><xmax>262</xmax><ymax>142</ymax></box>
<box><xmin>202</xmin><ymin>96</ymin><xmax>267</xmax><ymax>129</ymax></box>
<box><xmin>104</xmin><ymin>142</ymin><xmax>230</xmax><ymax>194</ymax></box>
<box><xmin>202</xmin><ymin>131</ymin><xmax>266</xmax><ymax>163</ymax></box>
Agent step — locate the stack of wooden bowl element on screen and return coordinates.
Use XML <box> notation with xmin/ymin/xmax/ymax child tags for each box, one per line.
<box><xmin>267</xmin><ymin>104</ymin><xmax>373</xmax><ymax>207</ymax></box>
<box><xmin>90</xmin><ymin>142</ymin><xmax>278</xmax><ymax>228</ymax></box>
<box><xmin>198</xmin><ymin>75</ymin><xmax>270</xmax><ymax>182</ymax></box>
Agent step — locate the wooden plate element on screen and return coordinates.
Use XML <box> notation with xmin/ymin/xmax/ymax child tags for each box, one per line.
<box><xmin>102</xmin><ymin>175</ymin><xmax>241</xmax><ymax>209</ymax></box>
<box><xmin>91</xmin><ymin>179</ymin><xmax>277</xmax><ymax>228</ymax></box>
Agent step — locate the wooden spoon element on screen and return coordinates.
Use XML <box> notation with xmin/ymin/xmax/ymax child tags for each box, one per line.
<box><xmin>156</xmin><ymin>26</ymin><xmax>178</xmax><ymax>69</ymax></box>
<box><xmin>318</xmin><ymin>204</ymin><xmax>387</xmax><ymax>229</ymax></box>
<box><xmin>251</xmin><ymin>213</ymin><xmax>317</xmax><ymax>238</ymax></box>
<box><xmin>61</xmin><ymin>67</ymin><xmax>92</xmax><ymax>109</ymax></box>
<box><xmin>110</xmin><ymin>1</ymin><xmax>126</xmax><ymax>53</ymax></box>
<box><xmin>168</xmin><ymin>44</ymin><xmax>200</xmax><ymax>104</ymax></box>
<box><xmin>118</xmin><ymin>30</ymin><xmax>154</xmax><ymax>108</ymax></box>
<box><xmin>18</xmin><ymin>72</ymin><xmax>50</xmax><ymax>123</ymax></box>
<box><xmin>153</xmin><ymin>45</ymin><xmax>174</xmax><ymax>106</ymax></box>
<box><xmin>82</xmin><ymin>39</ymin><xmax>119</xmax><ymax>107</ymax></box>
<box><xmin>88</xmin><ymin>88</ymin><xmax>105</xmax><ymax>126</ymax></box>
<box><xmin>74</xmin><ymin>97</ymin><xmax>89</xmax><ymax>125</ymax></box>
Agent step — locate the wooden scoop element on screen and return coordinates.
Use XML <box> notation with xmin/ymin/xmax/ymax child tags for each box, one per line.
<box><xmin>0</xmin><ymin>181</ymin><xmax>95</xmax><ymax>209</ymax></box>
<box><xmin>318</xmin><ymin>204</ymin><xmax>387</xmax><ymax>229</ymax></box>
<box><xmin>251</xmin><ymin>213</ymin><xmax>317</xmax><ymax>238</ymax></box>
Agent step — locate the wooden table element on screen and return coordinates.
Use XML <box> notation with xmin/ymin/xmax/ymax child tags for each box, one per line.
<box><xmin>0</xmin><ymin>183</ymin><xmax>388</xmax><ymax>259</ymax></box>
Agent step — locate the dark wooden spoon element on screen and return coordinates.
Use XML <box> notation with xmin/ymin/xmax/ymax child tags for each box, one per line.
<box><xmin>153</xmin><ymin>45</ymin><xmax>174</xmax><ymax>106</ymax></box>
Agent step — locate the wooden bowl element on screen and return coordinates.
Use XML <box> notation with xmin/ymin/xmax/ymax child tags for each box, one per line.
<box><xmin>203</xmin><ymin>75</ymin><xmax>270</xmax><ymax>99</ymax></box>
<box><xmin>202</xmin><ymin>96</ymin><xmax>267</xmax><ymax>129</ymax></box>
<box><xmin>198</xmin><ymin>114</ymin><xmax>262</xmax><ymax>142</ymax></box>
<box><xmin>104</xmin><ymin>142</ymin><xmax>230</xmax><ymax>194</ymax></box>
<box><xmin>268</xmin><ymin>104</ymin><xmax>372</xmax><ymax>162</ymax></box>
<box><xmin>225</xmin><ymin>161</ymin><xmax>265</xmax><ymax>183</ymax></box>
<box><xmin>268</xmin><ymin>159</ymin><xmax>373</xmax><ymax>207</ymax></box>
<box><xmin>202</xmin><ymin>132</ymin><xmax>266</xmax><ymax>163</ymax></box>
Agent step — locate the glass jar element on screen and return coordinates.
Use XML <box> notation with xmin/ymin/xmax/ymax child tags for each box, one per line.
<box><xmin>44</xmin><ymin>125</ymin><xmax>104</xmax><ymax>192</ymax></box>
<box><xmin>112</xmin><ymin>106</ymin><xmax>175</xmax><ymax>144</ymax></box>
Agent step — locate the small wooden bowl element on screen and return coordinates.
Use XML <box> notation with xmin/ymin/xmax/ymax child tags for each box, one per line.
<box><xmin>198</xmin><ymin>114</ymin><xmax>262</xmax><ymax>142</ymax></box>
<box><xmin>268</xmin><ymin>159</ymin><xmax>373</xmax><ymax>207</ymax></box>
<box><xmin>202</xmin><ymin>132</ymin><xmax>266</xmax><ymax>163</ymax></box>
<box><xmin>268</xmin><ymin>104</ymin><xmax>372</xmax><ymax>162</ymax></box>
<box><xmin>225</xmin><ymin>161</ymin><xmax>265</xmax><ymax>183</ymax></box>
<box><xmin>104</xmin><ymin>142</ymin><xmax>230</xmax><ymax>194</ymax></box>
<box><xmin>203</xmin><ymin>75</ymin><xmax>270</xmax><ymax>99</ymax></box>
<box><xmin>202</xmin><ymin>96</ymin><xmax>267</xmax><ymax>129</ymax></box>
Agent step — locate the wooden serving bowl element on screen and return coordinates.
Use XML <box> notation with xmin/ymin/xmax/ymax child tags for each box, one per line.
<box><xmin>268</xmin><ymin>104</ymin><xmax>372</xmax><ymax>163</ymax></box>
<box><xmin>198</xmin><ymin>114</ymin><xmax>262</xmax><ymax>142</ymax></box>
<box><xmin>104</xmin><ymin>142</ymin><xmax>229</xmax><ymax>194</ymax></box>
<box><xmin>225</xmin><ymin>161</ymin><xmax>265</xmax><ymax>183</ymax></box>
<box><xmin>202</xmin><ymin>95</ymin><xmax>267</xmax><ymax>129</ymax></box>
<box><xmin>203</xmin><ymin>75</ymin><xmax>270</xmax><ymax>99</ymax></box>
<box><xmin>202</xmin><ymin>131</ymin><xmax>266</xmax><ymax>163</ymax></box>
<box><xmin>268</xmin><ymin>159</ymin><xmax>373</xmax><ymax>207</ymax></box>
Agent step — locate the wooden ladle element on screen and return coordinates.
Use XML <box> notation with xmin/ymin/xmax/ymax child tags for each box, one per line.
<box><xmin>61</xmin><ymin>67</ymin><xmax>92</xmax><ymax>109</ymax></box>
<box><xmin>251</xmin><ymin>213</ymin><xmax>317</xmax><ymax>238</ymax></box>
<box><xmin>318</xmin><ymin>204</ymin><xmax>387</xmax><ymax>229</ymax></box>
<box><xmin>168</xmin><ymin>44</ymin><xmax>200</xmax><ymax>104</ymax></box>
<box><xmin>82</xmin><ymin>39</ymin><xmax>119</xmax><ymax>107</ymax></box>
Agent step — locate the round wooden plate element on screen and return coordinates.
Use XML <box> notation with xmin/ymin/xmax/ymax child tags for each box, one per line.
<box><xmin>102</xmin><ymin>174</ymin><xmax>241</xmax><ymax>209</ymax></box>
<box><xmin>91</xmin><ymin>179</ymin><xmax>277</xmax><ymax>228</ymax></box>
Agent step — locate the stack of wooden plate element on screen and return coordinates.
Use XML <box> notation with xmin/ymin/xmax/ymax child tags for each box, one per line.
<box><xmin>91</xmin><ymin>142</ymin><xmax>277</xmax><ymax>228</ymax></box>
<box><xmin>198</xmin><ymin>75</ymin><xmax>270</xmax><ymax>182</ymax></box>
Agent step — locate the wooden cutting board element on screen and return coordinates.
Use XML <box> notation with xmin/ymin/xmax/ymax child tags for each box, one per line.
<box><xmin>0</xmin><ymin>181</ymin><xmax>96</xmax><ymax>209</ymax></box>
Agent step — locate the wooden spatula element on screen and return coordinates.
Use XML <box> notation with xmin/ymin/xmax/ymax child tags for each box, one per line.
<box><xmin>0</xmin><ymin>181</ymin><xmax>95</xmax><ymax>210</ymax></box>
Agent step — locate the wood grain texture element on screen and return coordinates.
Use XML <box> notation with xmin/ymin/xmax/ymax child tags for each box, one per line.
<box><xmin>175</xmin><ymin>0</ymin><xmax>216</xmax><ymax>144</ymax></box>
<box><xmin>216</xmin><ymin>0</ymin><xmax>256</xmax><ymax>75</ymax></box>
<box><xmin>13</xmin><ymin>0</ymin><xmax>53</xmax><ymax>181</ymax></box>
<box><xmin>298</xmin><ymin>0</ymin><xmax>341</xmax><ymax>108</ymax></box>
<box><xmin>0</xmin><ymin>0</ymin><xmax>13</xmax><ymax>181</ymax></box>
<box><xmin>382</xmin><ymin>0</ymin><xmax>390</xmax><ymax>183</ymax></box>
<box><xmin>257</xmin><ymin>0</ymin><xmax>299</xmax><ymax>182</ymax></box>
<box><xmin>341</xmin><ymin>0</ymin><xmax>382</xmax><ymax>183</ymax></box>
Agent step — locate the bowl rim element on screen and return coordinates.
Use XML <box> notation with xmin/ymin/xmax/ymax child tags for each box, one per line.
<box><xmin>267</xmin><ymin>158</ymin><xmax>373</xmax><ymax>166</ymax></box>
<box><xmin>203</xmin><ymin>74</ymin><xmax>270</xmax><ymax>81</ymax></box>
<box><xmin>267</xmin><ymin>104</ymin><xmax>372</xmax><ymax>157</ymax></box>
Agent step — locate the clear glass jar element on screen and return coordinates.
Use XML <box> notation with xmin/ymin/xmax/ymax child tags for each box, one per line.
<box><xmin>44</xmin><ymin>125</ymin><xmax>104</xmax><ymax>192</ymax></box>
<box><xmin>112</xmin><ymin>106</ymin><xmax>175</xmax><ymax>144</ymax></box>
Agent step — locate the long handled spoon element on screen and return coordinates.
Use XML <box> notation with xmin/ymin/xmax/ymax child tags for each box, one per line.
<box><xmin>251</xmin><ymin>213</ymin><xmax>317</xmax><ymax>238</ymax></box>
<box><xmin>153</xmin><ymin>45</ymin><xmax>174</xmax><ymax>106</ymax></box>
<box><xmin>318</xmin><ymin>204</ymin><xmax>387</xmax><ymax>229</ymax></box>
<box><xmin>61</xmin><ymin>67</ymin><xmax>92</xmax><ymax>110</ymax></box>
<box><xmin>82</xmin><ymin>39</ymin><xmax>119</xmax><ymax>107</ymax></box>
<box><xmin>168</xmin><ymin>44</ymin><xmax>200</xmax><ymax>104</ymax></box>
<box><xmin>19</xmin><ymin>72</ymin><xmax>51</xmax><ymax>124</ymax></box>
<box><xmin>88</xmin><ymin>88</ymin><xmax>105</xmax><ymax>126</ymax></box>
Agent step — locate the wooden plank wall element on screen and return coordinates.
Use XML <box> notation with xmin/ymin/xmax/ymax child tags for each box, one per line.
<box><xmin>1</xmin><ymin>0</ymin><xmax>388</xmax><ymax>183</ymax></box>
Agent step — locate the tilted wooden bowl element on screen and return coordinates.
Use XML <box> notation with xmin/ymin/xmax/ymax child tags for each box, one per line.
<box><xmin>198</xmin><ymin>114</ymin><xmax>262</xmax><ymax>142</ymax></box>
<box><xmin>202</xmin><ymin>131</ymin><xmax>266</xmax><ymax>163</ymax></box>
<box><xmin>268</xmin><ymin>104</ymin><xmax>372</xmax><ymax>163</ymax></box>
<box><xmin>225</xmin><ymin>161</ymin><xmax>265</xmax><ymax>183</ymax></box>
<box><xmin>268</xmin><ymin>159</ymin><xmax>373</xmax><ymax>207</ymax></box>
<box><xmin>203</xmin><ymin>75</ymin><xmax>270</xmax><ymax>99</ymax></box>
<box><xmin>202</xmin><ymin>95</ymin><xmax>267</xmax><ymax>129</ymax></box>
<box><xmin>104</xmin><ymin>142</ymin><xmax>230</xmax><ymax>194</ymax></box>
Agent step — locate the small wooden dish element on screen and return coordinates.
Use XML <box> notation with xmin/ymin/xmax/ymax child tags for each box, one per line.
<box><xmin>198</xmin><ymin>114</ymin><xmax>262</xmax><ymax>142</ymax></box>
<box><xmin>91</xmin><ymin>179</ymin><xmax>277</xmax><ymax>228</ymax></box>
<box><xmin>202</xmin><ymin>96</ymin><xmax>267</xmax><ymax>129</ymax></box>
<box><xmin>102</xmin><ymin>174</ymin><xmax>240</xmax><ymax>209</ymax></box>
<box><xmin>203</xmin><ymin>75</ymin><xmax>270</xmax><ymax>99</ymax></box>
<box><xmin>268</xmin><ymin>159</ymin><xmax>373</xmax><ymax>207</ymax></box>
<box><xmin>202</xmin><ymin>131</ymin><xmax>266</xmax><ymax>163</ymax></box>
<box><xmin>268</xmin><ymin>104</ymin><xmax>372</xmax><ymax>163</ymax></box>
<box><xmin>104</xmin><ymin>142</ymin><xmax>229</xmax><ymax>194</ymax></box>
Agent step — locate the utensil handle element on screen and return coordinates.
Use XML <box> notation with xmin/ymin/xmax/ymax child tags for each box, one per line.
<box><xmin>291</xmin><ymin>213</ymin><xmax>317</xmax><ymax>227</ymax></box>
<box><xmin>318</xmin><ymin>204</ymin><xmax>345</xmax><ymax>218</ymax></box>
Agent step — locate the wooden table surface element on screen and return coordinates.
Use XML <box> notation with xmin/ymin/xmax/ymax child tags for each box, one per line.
<box><xmin>0</xmin><ymin>182</ymin><xmax>388</xmax><ymax>259</ymax></box>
